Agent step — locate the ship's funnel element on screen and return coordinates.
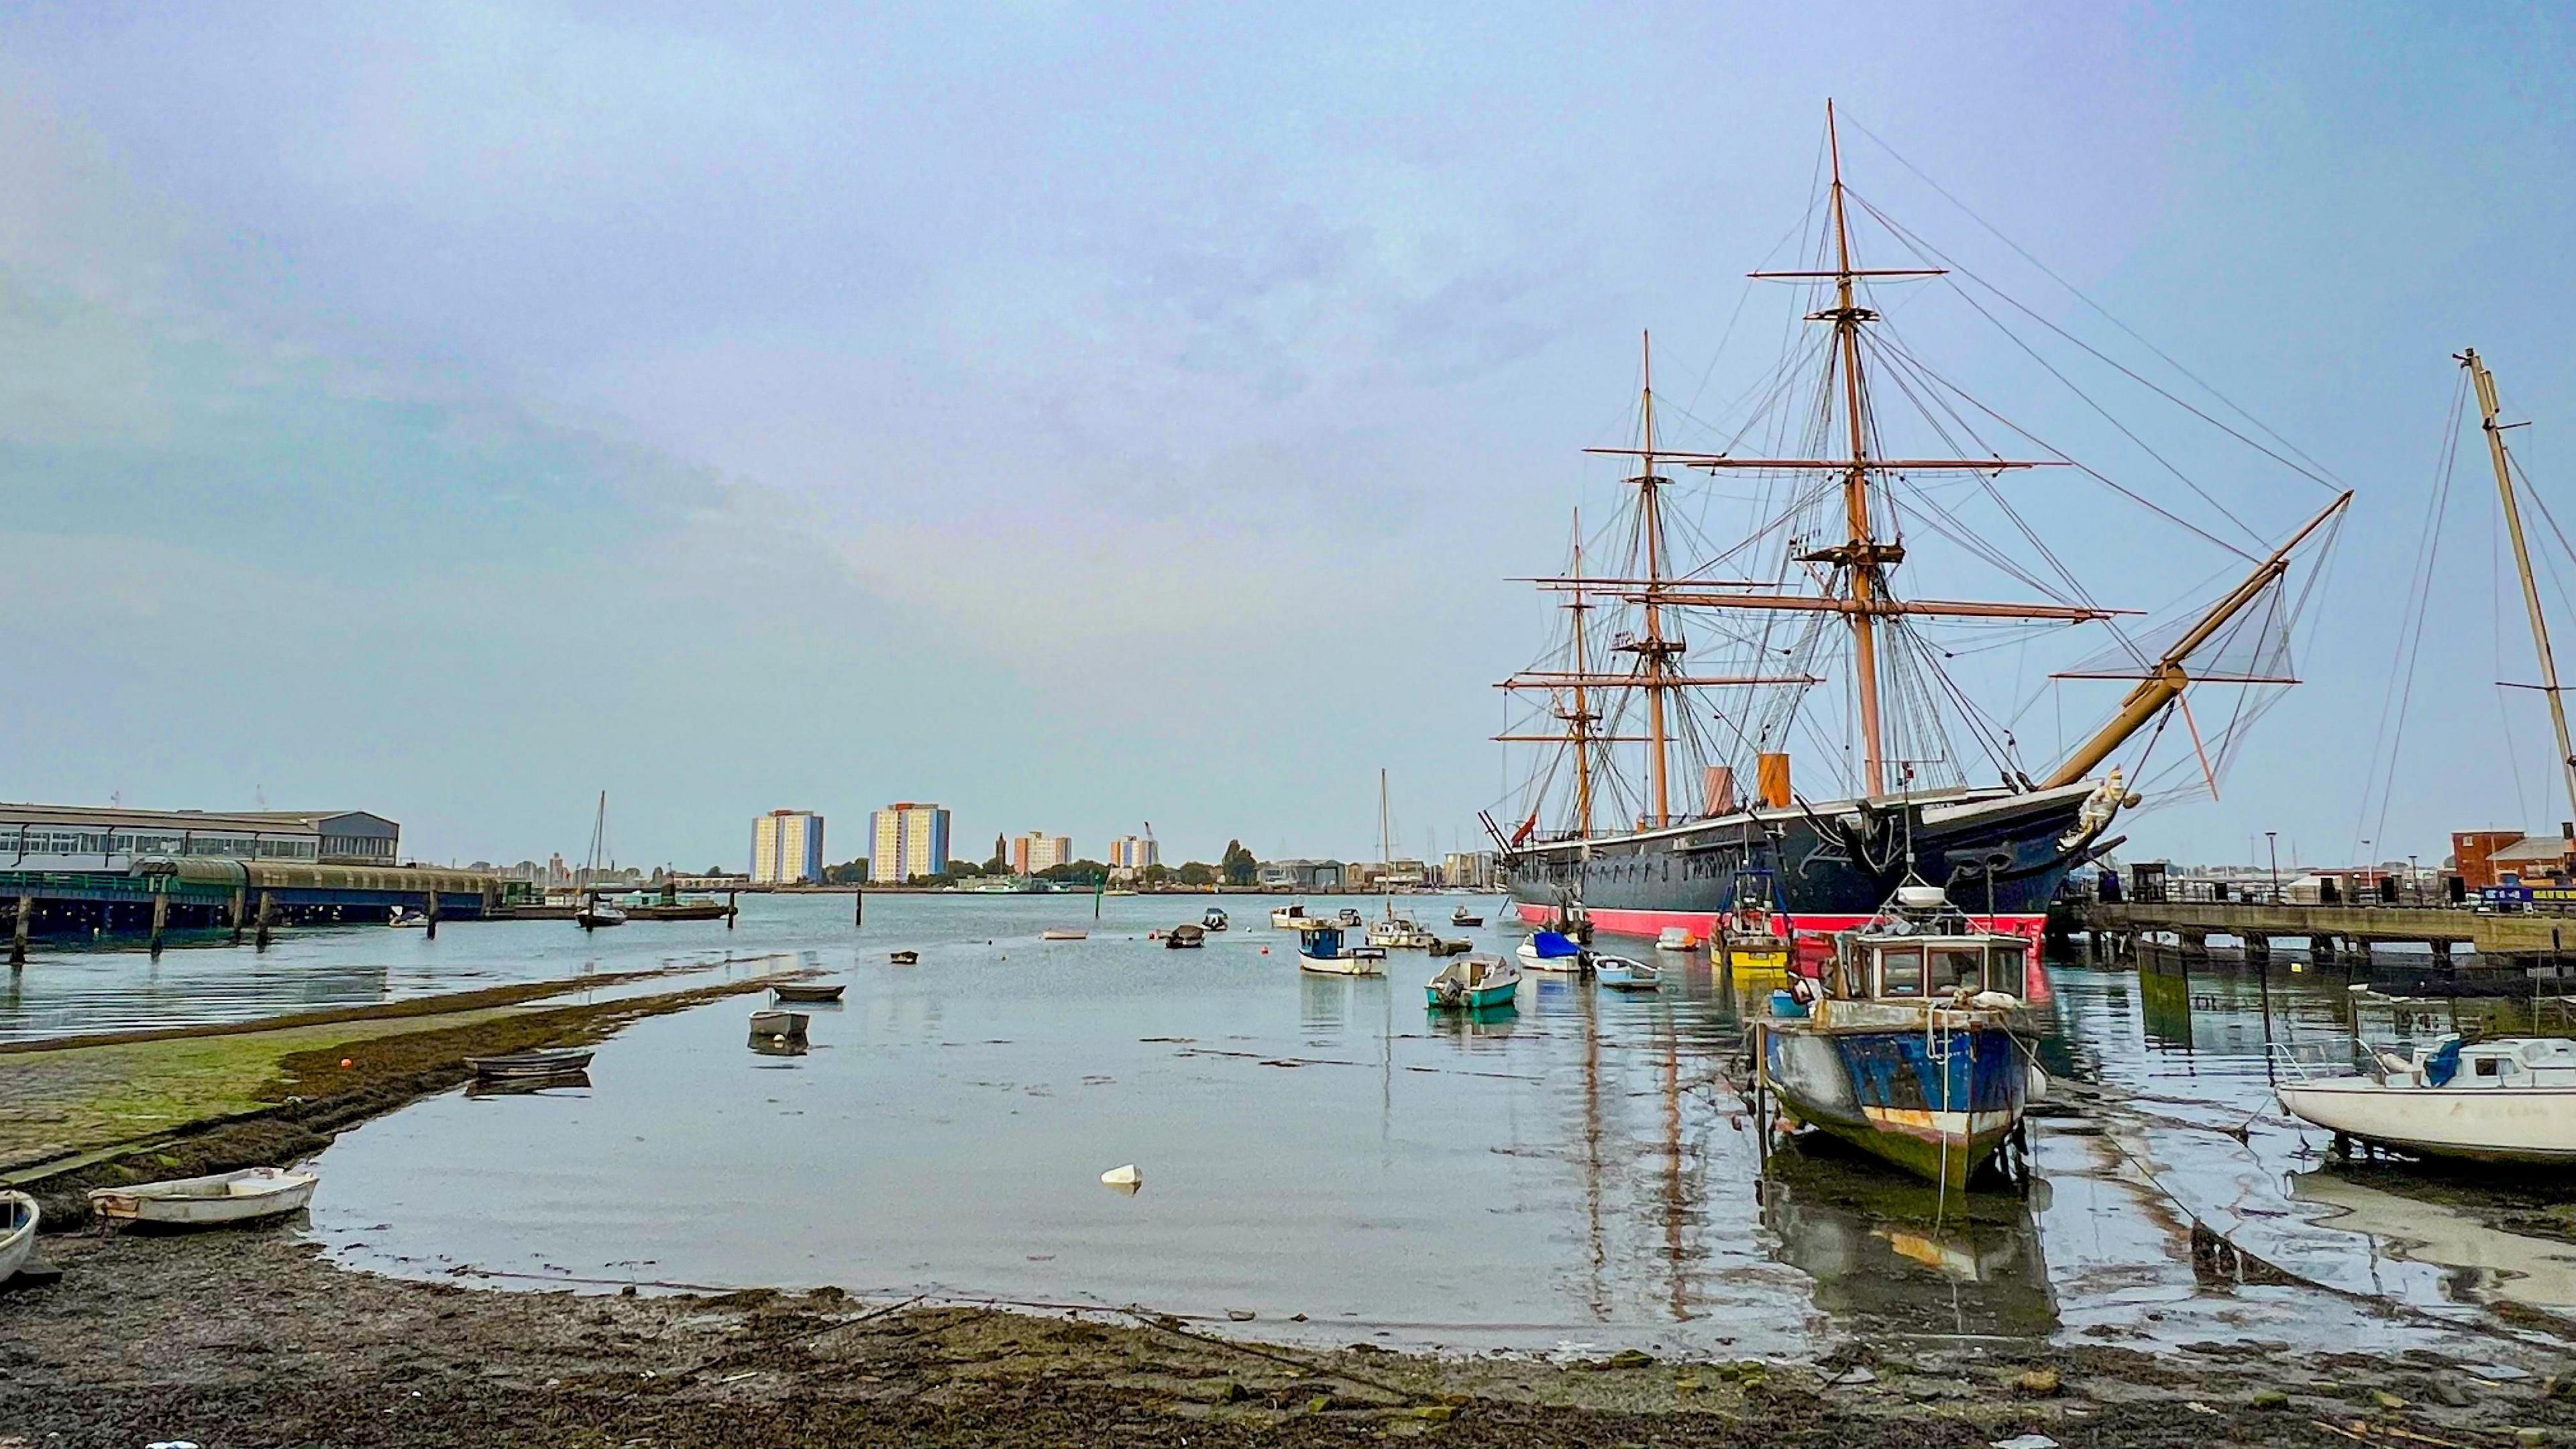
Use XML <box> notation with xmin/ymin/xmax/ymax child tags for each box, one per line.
<box><xmin>1757</xmin><ymin>753</ymin><xmax>1792</xmax><ymax>809</ymax></box>
<box><xmin>1703</xmin><ymin>765</ymin><xmax>1738</xmax><ymax>816</ymax></box>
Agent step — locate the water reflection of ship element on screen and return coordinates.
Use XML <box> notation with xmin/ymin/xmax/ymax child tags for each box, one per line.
<box><xmin>1760</xmin><ymin>1146</ymin><xmax>2058</xmax><ymax>1339</ymax></box>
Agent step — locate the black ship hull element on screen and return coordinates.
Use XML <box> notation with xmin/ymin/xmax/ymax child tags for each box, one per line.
<box><xmin>1503</xmin><ymin>782</ymin><xmax>2107</xmax><ymax>950</ymax></box>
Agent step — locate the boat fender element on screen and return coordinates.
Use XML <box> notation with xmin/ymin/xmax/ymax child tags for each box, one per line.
<box><xmin>2025</xmin><ymin>1061</ymin><xmax>2049</xmax><ymax>1102</ymax></box>
<box><xmin>1972</xmin><ymin>991</ymin><xmax>2021</xmax><ymax>1010</ymax></box>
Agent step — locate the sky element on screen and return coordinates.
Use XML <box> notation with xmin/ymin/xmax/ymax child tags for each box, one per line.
<box><xmin>2</xmin><ymin>3</ymin><xmax>2573</xmax><ymax>871</ymax></box>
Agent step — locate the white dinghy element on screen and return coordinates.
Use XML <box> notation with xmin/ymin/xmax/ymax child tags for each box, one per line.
<box><xmin>2277</xmin><ymin>1034</ymin><xmax>2576</xmax><ymax>1165</ymax></box>
<box><xmin>0</xmin><ymin>1191</ymin><xmax>36</xmax><ymax>1283</ymax></box>
<box><xmin>88</xmin><ymin>1165</ymin><xmax>319</xmax><ymax>1228</ymax></box>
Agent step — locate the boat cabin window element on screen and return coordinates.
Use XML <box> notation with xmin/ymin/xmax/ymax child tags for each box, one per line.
<box><xmin>1931</xmin><ymin>947</ymin><xmax>1984</xmax><ymax>991</ymax></box>
<box><xmin>1990</xmin><ymin>943</ymin><xmax>2029</xmax><ymax>996</ymax></box>
<box><xmin>2474</xmin><ymin>1057</ymin><xmax>2504</xmax><ymax>1079</ymax></box>
<box><xmin>1875</xmin><ymin>947</ymin><xmax>1925</xmax><ymax>998</ymax></box>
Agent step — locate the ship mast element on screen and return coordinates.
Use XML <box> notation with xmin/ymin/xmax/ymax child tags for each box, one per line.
<box><xmin>1824</xmin><ymin>105</ymin><xmax>1890</xmax><ymax>797</ymax></box>
<box><xmin>2463</xmin><ymin>347</ymin><xmax>2576</xmax><ymax>821</ymax></box>
<box><xmin>1630</xmin><ymin>333</ymin><xmax>1678</xmax><ymax>826</ymax></box>
<box><xmin>1569</xmin><ymin>514</ymin><xmax>1596</xmax><ymax>839</ymax></box>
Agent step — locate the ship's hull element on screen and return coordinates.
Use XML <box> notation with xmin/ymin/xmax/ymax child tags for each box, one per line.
<box><xmin>1504</xmin><ymin>782</ymin><xmax>2102</xmax><ymax>951</ymax></box>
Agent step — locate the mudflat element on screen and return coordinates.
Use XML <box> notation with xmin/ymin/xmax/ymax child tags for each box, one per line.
<box><xmin>4</xmin><ymin>1225</ymin><xmax>2571</xmax><ymax>1448</ymax></box>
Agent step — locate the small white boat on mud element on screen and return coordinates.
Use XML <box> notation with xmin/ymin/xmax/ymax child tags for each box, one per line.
<box><xmin>2276</xmin><ymin>1035</ymin><xmax>2576</xmax><ymax>1165</ymax></box>
<box><xmin>1294</xmin><ymin>920</ymin><xmax>1387</xmax><ymax>976</ymax></box>
<box><xmin>88</xmin><ymin>1166</ymin><xmax>318</xmax><ymax>1228</ymax></box>
<box><xmin>1594</xmin><ymin>955</ymin><xmax>1661</xmax><ymax>991</ymax></box>
<box><xmin>465</xmin><ymin>1048</ymin><xmax>596</xmax><ymax>1079</ymax></box>
<box><xmin>0</xmin><ymin>1191</ymin><xmax>36</xmax><ymax>1283</ymax></box>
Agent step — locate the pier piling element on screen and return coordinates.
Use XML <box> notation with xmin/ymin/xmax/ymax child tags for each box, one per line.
<box><xmin>8</xmin><ymin>893</ymin><xmax>28</xmax><ymax>967</ymax></box>
<box><xmin>148</xmin><ymin>885</ymin><xmax>169</xmax><ymax>956</ymax></box>
<box><xmin>425</xmin><ymin>891</ymin><xmax>439</xmax><ymax>941</ymax></box>
<box><xmin>254</xmin><ymin>890</ymin><xmax>276</xmax><ymax>950</ymax></box>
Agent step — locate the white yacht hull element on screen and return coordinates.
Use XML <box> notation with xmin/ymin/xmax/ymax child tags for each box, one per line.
<box><xmin>2277</xmin><ymin>1081</ymin><xmax>2576</xmax><ymax>1164</ymax></box>
<box><xmin>0</xmin><ymin>1191</ymin><xmax>35</xmax><ymax>1282</ymax></box>
<box><xmin>1299</xmin><ymin>951</ymin><xmax>1385</xmax><ymax>977</ymax></box>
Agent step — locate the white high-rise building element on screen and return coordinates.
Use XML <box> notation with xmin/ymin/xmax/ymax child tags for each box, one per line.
<box><xmin>869</xmin><ymin>803</ymin><xmax>952</xmax><ymax>883</ymax></box>
<box><xmin>749</xmin><ymin>810</ymin><xmax>824</xmax><ymax>885</ymax></box>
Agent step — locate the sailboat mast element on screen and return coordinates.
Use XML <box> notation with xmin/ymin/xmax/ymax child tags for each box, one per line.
<box><xmin>2464</xmin><ymin>347</ymin><xmax>2576</xmax><ymax>821</ymax></box>
<box><xmin>1635</xmin><ymin>332</ymin><xmax>1676</xmax><ymax>826</ymax></box>
<box><xmin>1825</xmin><ymin>101</ymin><xmax>1888</xmax><ymax>798</ymax></box>
<box><xmin>1379</xmin><ymin>768</ymin><xmax>1393</xmax><ymax>916</ymax></box>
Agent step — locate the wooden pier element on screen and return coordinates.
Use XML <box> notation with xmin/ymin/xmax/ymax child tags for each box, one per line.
<box><xmin>2063</xmin><ymin>898</ymin><xmax>2576</xmax><ymax>964</ymax></box>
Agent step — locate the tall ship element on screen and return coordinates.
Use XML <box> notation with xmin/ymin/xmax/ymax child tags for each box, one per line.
<box><xmin>1493</xmin><ymin>106</ymin><xmax>2349</xmax><ymax>946</ymax></box>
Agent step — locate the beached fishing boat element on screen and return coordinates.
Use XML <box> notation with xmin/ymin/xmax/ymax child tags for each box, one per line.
<box><xmin>2276</xmin><ymin>1036</ymin><xmax>2576</xmax><ymax>1165</ymax></box>
<box><xmin>1758</xmin><ymin>885</ymin><xmax>2041</xmax><ymax>1190</ymax></box>
<box><xmin>1515</xmin><ymin>929</ymin><xmax>1585</xmax><ymax>973</ymax></box>
<box><xmin>88</xmin><ymin>1166</ymin><xmax>319</xmax><ymax>1228</ymax></box>
<box><xmin>749</xmin><ymin>1009</ymin><xmax>808</xmax><ymax>1039</ymax></box>
<box><xmin>1426</xmin><ymin>954</ymin><xmax>1520</xmax><ymax>1010</ymax></box>
<box><xmin>1594</xmin><ymin>955</ymin><xmax>1660</xmax><ymax>991</ymax></box>
<box><xmin>1489</xmin><ymin>105</ymin><xmax>2347</xmax><ymax>949</ymax></box>
<box><xmin>1294</xmin><ymin>920</ymin><xmax>1387</xmax><ymax>977</ymax></box>
<box><xmin>770</xmin><ymin>981</ymin><xmax>847</xmax><ymax>1003</ymax></box>
<box><xmin>0</xmin><ymin>1191</ymin><xmax>35</xmax><ymax>1283</ymax></box>
<box><xmin>465</xmin><ymin>1049</ymin><xmax>596</xmax><ymax>1079</ymax></box>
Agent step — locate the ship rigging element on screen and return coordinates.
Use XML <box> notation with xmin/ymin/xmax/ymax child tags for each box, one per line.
<box><xmin>1494</xmin><ymin>103</ymin><xmax>2351</xmax><ymax>943</ymax></box>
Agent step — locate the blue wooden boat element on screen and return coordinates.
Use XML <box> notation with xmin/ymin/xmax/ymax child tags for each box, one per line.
<box><xmin>1760</xmin><ymin>885</ymin><xmax>2041</xmax><ymax>1191</ymax></box>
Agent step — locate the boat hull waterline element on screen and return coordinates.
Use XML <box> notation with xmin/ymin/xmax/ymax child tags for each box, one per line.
<box><xmin>2277</xmin><ymin>1081</ymin><xmax>2576</xmax><ymax>1165</ymax></box>
<box><xmin>1764</xmin><ymin>1022</ymin><xmax>2028</xmax><ymax>1190</ymax></box>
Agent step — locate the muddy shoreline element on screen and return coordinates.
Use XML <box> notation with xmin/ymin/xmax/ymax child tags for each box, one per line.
<box><xmin>4</xmin><ymin>1227</ymin><xmax>2569</xmax><ymax>1448</ymax></box>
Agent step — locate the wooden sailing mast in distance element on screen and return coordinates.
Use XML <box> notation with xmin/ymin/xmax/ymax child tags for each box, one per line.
<box><xmin>2461</xmin><ymin>347</ymin><xmax>2576</xmax><ymax>821</ymax></box>
<box><xmin>1587</xmin><ymin>101</ymin><xmax>2091</xmax><ymax>800</ymax></box>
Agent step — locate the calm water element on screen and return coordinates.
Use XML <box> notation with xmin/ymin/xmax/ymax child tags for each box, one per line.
<box><xmin>13</xmin><ymin>894</ymin><xmax>2567</xmax><ymax>1356</ymax></box>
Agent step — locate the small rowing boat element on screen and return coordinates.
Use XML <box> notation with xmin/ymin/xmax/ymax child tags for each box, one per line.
<box><xmin>0</xmin><ymin>1191</ymin><xmax>36</xmax><ymax>1283</ymax></box>
<box><xmin>1594</xmin><ymin>955</ymin><xmax>1661</xmax><ymax>991</ymax></box>
<box><xmin>1426</xmin><ymin>954</ymin><xmax>1520</xmax><ymax>1010</ymax></box>
<box><xmin>1041</xmin><ymin>928</ymin><xmax>1087</xmax><ymax>941</ymax></box>
<box><xmin>88</xmin><ymin>1166</ymin><xmax>319</xmax><ymax>1228</ymax></box>
<box><xmin>465</xmin><ymin>1049</ymin><xmax>596</xmax><ymax>1079</ymax></box>
<box><xmin>770</xmin><ymin>982</ymin><xmax>847</xmax><ymax>1003</ymax></box>
<box><xmin>889</xmin><ymin>950</ymin><xmax>919</xmax><ymax>965</ymax></box>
